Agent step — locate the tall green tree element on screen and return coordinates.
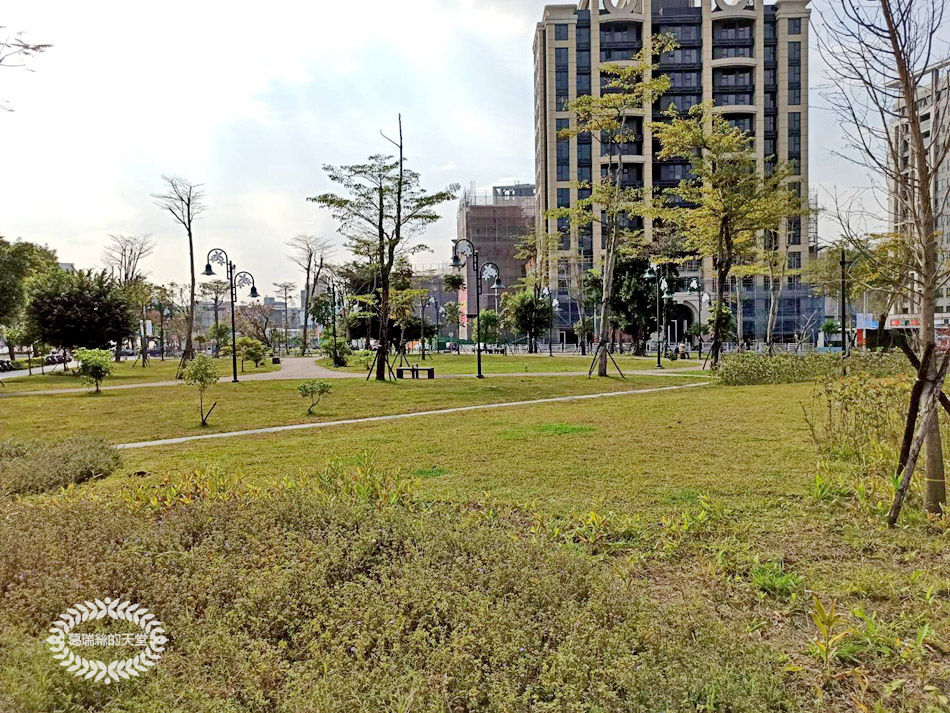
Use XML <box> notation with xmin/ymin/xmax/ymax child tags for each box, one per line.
<box><xmin>652</xmin><ymin>102</ymin><xmax>804</xmax><ymax>367</ymax></box>
<box><xmin>26</xmin><ymin>269</ymin><xmax>135</xmax><ymax>351</ymax></box>
<box><xmin>502</xmin><ymin>290</ymin><xmax>552</xmax><ymax>352</ymax></box>
<box><xmin>0</xmin><ymin>237</ymin><xmax>57</xmax><ymax>359</ymax></box>
<box><xmin>310</xmin><ymin>116</ymin><xmax>457</xmax><ymax>381</ymax></box>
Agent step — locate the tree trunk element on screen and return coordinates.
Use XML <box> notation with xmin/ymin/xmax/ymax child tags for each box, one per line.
<box><xmin>301</xmin><ymin>263</ymin><xmax>312</xmax><ymax>357</ymax></box>
<box><xmin>184</xmin><ymin>226</ymin><xmax>196</xmax><ymax>360</ymax></box>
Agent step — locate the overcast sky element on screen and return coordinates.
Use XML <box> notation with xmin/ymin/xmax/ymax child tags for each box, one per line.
<box><xmin>2</xmin><ymin>0</ymin><xmax>876</xmax><ymax>296</ymax></box>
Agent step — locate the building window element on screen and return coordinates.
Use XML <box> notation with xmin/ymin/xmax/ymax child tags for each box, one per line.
<box><xmin>787</xmin><ymin>218</ymin><xmax>801</xmax><ymax>245</ymax></box>
<box><xmin>713</xmin><ymin>46</ymin><xmax>753</xmax><ymax>59</ymax></box>
<box><xmin>663</xmin><ymin>48</ymin><xmax>701</xmax><ymax>64</ymax></box>
<box><xmin>576</xmin><ymin>49</ymin><xmax>590</xmax><ymax>69</ymax></box>
<box><xmin>555</xmin><ymin>24</ymin><xmax>569</xmax><ymax>41</ymax></box>
<box><xmin>789</xmin><ymin>88</ymin><xmax>801</xmax><ymax>105</ymax></box>
<box><xmin>578</xmin><ymin>166</ymin><xmax>592</xmax><ymax>183</ymax></box>
<box><xmin>557</xmin><ymin>188</ymin><xmax>571</xmax><ymax>208</ymax></box>
<box><xmin>577</xmin><ymin>72</ymin><xmax>591</xmax><ymax>95</ymax></box>
<box><xmin>764</xmin><ymin>21</ymin><xmax>776</xmax><ymax>40</ymax></box>
<box><xmin>576</xmin><ymin>25</ymin><xmax>590</xmax><ymax>47</ymax></box>
<box><xmin>788</xmin><ymin>41</ymin><xmax>801</xmax><ymax>63</ymax></box>
<box><xmin>765</xmin><ymin>45</ymin><xmax>776</xmax><ymax>63</ymax></box>
<box><xmin>788</xmin><ymin>18</ymin><xmax>802</xmax><ymax>35</ymax></box>
<box><xmin>555</xmin><ymin>47</ymin><xmax>569</xmax><ymax>68</ymax></box>
<box><xmin>557</xmin><ymin>164</ymin><xmax>571</xmax><ymax>181</ymax></box>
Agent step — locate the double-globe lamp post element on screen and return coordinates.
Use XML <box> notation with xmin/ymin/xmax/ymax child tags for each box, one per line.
<box><xmin>644</xmin><ymin>264</ymin><xmax>672</xmax><ymax>369</ymax></box>
<box><xmin>451</xmin><ymin>239</ymin><xmax>503</xmax><ymax>379</ymax></box>
<box><xmin>202</xmin><ymin>248</ymin><xmax>259</xmax><ymax>384</ymax></box>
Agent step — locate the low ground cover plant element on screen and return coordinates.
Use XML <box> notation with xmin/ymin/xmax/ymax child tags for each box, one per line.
<box><xmin>0</xmin><ymin>436</ymin><xmax>120</xmax><ymax>496</ymax></box>
<box><xmin>718</xmin><ymin>351</ymin><xmax>910</xmax><ymax>386</ymax></box>
<box><xmin>0</xmin><ymin>463</ymin><xmax>788</xmax><ymax>713</ymax></box>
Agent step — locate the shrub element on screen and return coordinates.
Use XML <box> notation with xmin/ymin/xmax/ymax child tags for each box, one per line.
<box><xmin>319</xmin><ymin>334</ymin><xmax>351</xmax><ymax>367</ymax></box>
<box><xmin>73</xmin><ymin>348</ymin><xmax>115</xmax><ymax>393</ymax></box>
<box><xmin>298</xmin><ymin>379</ymin><xmax>332</xmax><ymax>415</ymax></box>
<box><xmin>0</xmin><ymin>436</ymin><xmax>120</xmax><ymax>496</ymax></box>
<box><xmin>718</xmin><ymin>350</ymin><xmax>910</xmax><ymax>386</ymax></box>
<box><xmin>235</xmin><ymin>337</ymin><xmax>266</xmax><ymax>370</ymax></box>
<box><xmin>181</xmin><ymin>354</ymin><xmax>219</xmax><ymax>426</ymax></box>
<box><xmin>0</xmin><ymin>469</ymin><xmax>788</xmax><ymax>712</ymax></box>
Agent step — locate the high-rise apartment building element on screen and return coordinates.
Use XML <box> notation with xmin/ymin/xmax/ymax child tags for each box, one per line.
<box><xmin>888</xmin><ymin>63</ymin><xmax>950</xmax><ymax>331</ymax></box>
<box><xmin>534</xmin><ymin>0</ymin><xmax>818</xmax><ymax>344</ymax></box>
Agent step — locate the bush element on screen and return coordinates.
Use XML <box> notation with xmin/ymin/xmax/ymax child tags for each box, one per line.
<box><xmin>73</xmin><ymin>348</ymin><xmax>115</xmax><ymax>392</ymax></box>
<box><xmin>235</xmin><ymin>337</ymin><xmax>266</xmax><ymax>369</ymax></box>
<box><xmin>0</xmin><ymin>436</ymin><xmax>121</xmax><ymax>496</ymax></box>
<box><xmin>298</xmin><ymin>379</ymin><xmax>332</xmax><ymax>414</ymax></box>
<box><xmin>718</xmin><ymin>350</ymin><xmax>910</xmax><ymax>386</ymax></box>
<box><xmin>0</xmin><ymin>463</ymin><xmax>787</xmax><ymax>713</ymax></box>
<box><xmin>319</xmin><ymin>334</ymin><xmax>351</xmax><ymax>367</ymax></box>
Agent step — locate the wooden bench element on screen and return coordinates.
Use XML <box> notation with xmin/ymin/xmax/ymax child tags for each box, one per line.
<box><xmin>397</xmin><ymin>365</ymin><xmax>435</xmax><ymax>380</ymax></box>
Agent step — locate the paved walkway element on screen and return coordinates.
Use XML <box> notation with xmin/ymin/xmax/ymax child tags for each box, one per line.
<box><xmin>0</xmin><ymin>358</ymin><xmax>708</xmax><ymax>397</ymax></box>
<box><xmin>115</xmin><ymin>381</ymin><xmax>709</xmax><ymax>450</ymax></box>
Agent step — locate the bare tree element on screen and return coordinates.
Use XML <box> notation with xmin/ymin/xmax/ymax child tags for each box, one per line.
<box><xmin>819</xmin><ymin>0</ymin><xmax>950</xmax><ymax>520</ymax></box>
<box><xmin>286</xmin><ymin>234</ymin><xmax>332</xmax><ymax>356</ymax></box>
<box><xmin>102</xmin><ymin>234</ymin><xmax>155</xmax><ymax>286</ymax></box>
<box><xmin>237</xmin><ymin>303</ymin><xmax>277</xmax><ymax>348</ymax></box>
<box><xmin>0</xmin><ymin>28</ymin><xmax>51</xmax><ymax>112</ymax></box>
<box><xmin>199</xmin><ymin>279</ymin><xmax>230</xmax><ymax>355</ymax></box>
<box><xmin>152</xmin><ymin>176</ymin><xmax>206</xmax><ymax>361</ymax></box>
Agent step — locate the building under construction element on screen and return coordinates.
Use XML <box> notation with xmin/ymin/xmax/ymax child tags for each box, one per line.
<box><xmin>455</xmin><ymin>184</ymin><xmax>536</xmax><ymax>338</ymax></box>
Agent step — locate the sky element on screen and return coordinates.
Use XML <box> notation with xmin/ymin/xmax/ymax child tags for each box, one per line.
<box><xmin>1</xmin><ymin>0</ymin><xmax>879</xmax><ymax>297</ymax></box>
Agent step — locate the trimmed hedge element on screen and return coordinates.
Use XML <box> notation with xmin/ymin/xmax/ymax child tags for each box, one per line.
<box><xmin>0</xmin><ymin>437</ymin><xmax>121</xmax><ymax>496</ymax></box>
<box><xmin>718</xmin><ymin>350</ymin><xmax>910</xmax><ymax>386</ymax></box>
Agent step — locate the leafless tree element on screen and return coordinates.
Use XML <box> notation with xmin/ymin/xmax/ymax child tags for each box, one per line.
<box><xmin>199</xmin><ymin>279</ymin><xmax>230</xmax><ymax>355</ymax></box>
<box><xmin>818</xmin><ymin>0</ymin><xmax>950</xmax><ymax>520</ymax></box>
<box><xmin>102</xmin><ymin>234</ymin><xmax>155</xmax><ymax>286</ymax></box>
<box><xmin>0</xmin><ymin>28</ymin><xmax>51</xmax><ymax>112</ymax></box>
<box><xmin>152</xmin><ymin>175</ymin><xmax>206</xmax><ymax>361</ymax></box>
<box><xmin>237</xmin><ymin>302</ymin><xmax>277</xmax><ymax>348</ymax></box>
<box><xmin>273</xmin><ymin>281</ymin><xmax>297</xmax><ymax>356</ymax></box>
<box><xmin>286</xmin><ymin>234</ymin><xmax>332</xmax><ymax>356</ymax></box>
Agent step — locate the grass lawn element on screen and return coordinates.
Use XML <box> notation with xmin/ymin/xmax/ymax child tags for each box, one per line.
<box><xmin>0</xmin><ymin>374</ymin><xmax>696</xmax><ymax>444</ymax></box>
<box><xmin>0</xmin><ymin>357</ymin><xmax>279</xmax><ymax>392</ymax></box>
<box><xmin>3</xmin><ymin>380</ymin><xmax>949</xmax><ymax>711</ymax></box>
<box><xmin>318</xmin><ymin>351</ymin><xmax>702</xmax><ymax>375</ymax></box>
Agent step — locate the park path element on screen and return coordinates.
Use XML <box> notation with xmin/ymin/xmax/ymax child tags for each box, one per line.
<box><xmin>115</xmin><ymin>380</ymin><xmax>709</xmax><ymax>450</ymax></box>
<box><xmin>0</xmin><ymin>358</ymin><xmax>708</xmax><ymax>397</ymax></box>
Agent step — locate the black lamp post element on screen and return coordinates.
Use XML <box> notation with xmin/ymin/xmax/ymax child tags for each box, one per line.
<box><xmin>437</xmin><ymin>302</ymin><xmax>445</xmax><ymax>354</ymax></box>
<box><xmin>203</xmin><ymin>248</ymin><xmax>258</xmax><ymax>383</ymax></box>
<box><xmin>452</xmin><ymin>240</ymin><xmax>503</xmax><ymax>379</ymax></box>
<box><xmin>645</xmin><ymin>264</ymin><xmax>663</xmax><ymax>369</ymax></box>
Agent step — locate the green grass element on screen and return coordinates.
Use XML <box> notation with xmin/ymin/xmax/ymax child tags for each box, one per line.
<box><xmin>0</xmin><ymin>374</ymin><xmax>696</xmax><ymax>444</ymax></box>
<box><xmin>4</xmin><ymin>380</ymin><xmax>950</xmax><ymax>710</ymax></box>
<box><xmin>319</xmin><ymin>351</ymin><xmax>702</xmax><ymax>375</ymax></box>
<box><xmin>0</xmin><ymin>358</ymin><xmax>278</xmax><ymax>392</ymax></box>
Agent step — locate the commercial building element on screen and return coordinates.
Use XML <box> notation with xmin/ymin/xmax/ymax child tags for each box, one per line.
<box><xmin>533</xmin><ymin>0</ymin><xmax>819</xmax><ymax>344</ymax></box>
<box><xmin>455</xmin><ymin>184</ymin><xmax>536</xmax><ymax>338</ymax></box>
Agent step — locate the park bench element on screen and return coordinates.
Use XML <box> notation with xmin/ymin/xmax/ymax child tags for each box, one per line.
<box><xmin>397</xmin><ymin>365</ymin><xmax>435</xmax><ymax>380</ymax></box>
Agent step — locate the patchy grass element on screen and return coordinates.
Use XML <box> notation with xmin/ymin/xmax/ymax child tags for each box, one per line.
<box><xmin>319</xmin><ymin>352</ymin><xmax>701</xmax><ymax>375</ymax></box>
<box><xmin>0</xmin><ymin>358</ymin><xmax>278</xmax><ymax>392</ymax></box>
<box><xmin>0</xmin><ymin>374</ymin><xmax>697</xmax><ymax>444</ymax></box>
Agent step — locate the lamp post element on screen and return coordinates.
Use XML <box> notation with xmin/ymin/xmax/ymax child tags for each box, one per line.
<box><xmin>426</xmin><ymin>295</ymin><xmax>439</xmax><ymax>355</ymax></box>
<box><xmin>324</xmin><ymin>277</ymin><xmax>341</xmax><ymax>367</ymax></box>
<box><xmin>203</xmin><ymin>248</ymin><xmax>259</xmax><ymax>383</ymax></box>
<box><xmin>437</xmin><ymin>303</ymin><xmax>445</xmax><ymax>354</ymax></box>
<box><xmin>645</xmin><ymin>264</ymin><xmax>663</xmax><ymax>369</ymax></box>
<box><xmin>452</xmin><ymin>239</ymin><xmax>503</xmax><ymax>378</ymax></box>
<box><xmin>541</xmin><ymin>287</ymin><xmax>556</xmax><ymax>356</ymax></box>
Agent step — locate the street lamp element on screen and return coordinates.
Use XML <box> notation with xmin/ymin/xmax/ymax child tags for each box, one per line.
<box><xmin>437</xmin><ymin>303</ymin><xmax>446</xmax><ymax>354</ymax></box>
<box><xmin>203</xmin><ymin>248</ymin><xmax>258</xmax><ymax>383</ymax></box>
<box><xmin>426</xmin><ymin>295</ymin><xmax>440</xmax><ymax>356</ymax></box>
<box><xmin>644</xmin><ymin>264</ymin><xmax>664</xmax><ymax>369</ymax></box>
<box><xmin>451</xmin><ymin>238</ymin><xmax>502</xmax><ymax>378</ymax></box>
